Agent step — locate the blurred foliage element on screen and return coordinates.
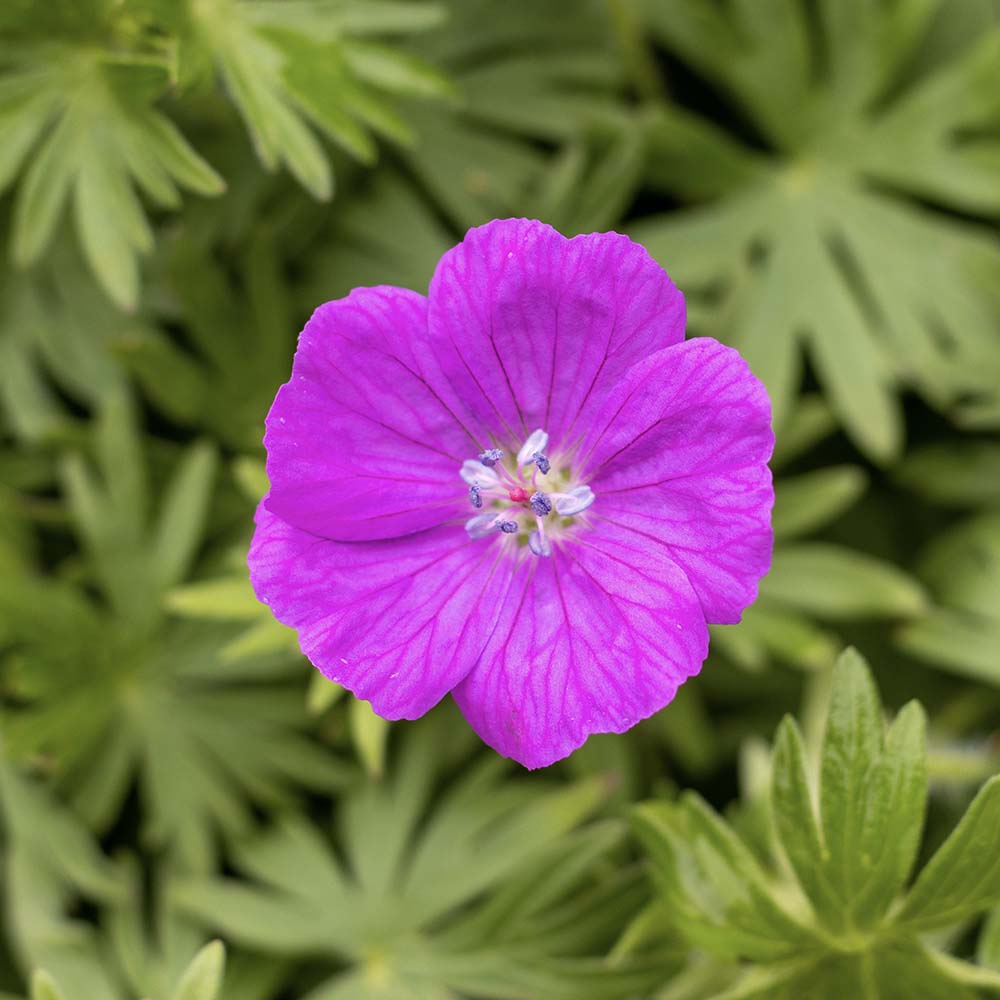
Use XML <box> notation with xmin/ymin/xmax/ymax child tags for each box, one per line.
<box><xmin>895</xmin><ymin>440</ymin><xmax>1000</xmax><ymax>684</ymax></box>
<box><xmin>631</xmin><ymin>0</ymin><xmax>1000</xmax><ymax>461</ymax></box>
<box><xmin>1</xmin><ymin>0</ymin><xmax>999</xmax><ymax>997</ymax></box>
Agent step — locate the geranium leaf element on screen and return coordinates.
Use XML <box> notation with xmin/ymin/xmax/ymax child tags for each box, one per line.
<box><xmin>169</xmin><ymin>941</ymin><xmax>225</xmax><ymax>1000</ymax></box>
<box><xmin>896</xmin><ymin>441</ymin><xmax>1000</xmax><ymax>507</ymax></box>
<box><xmin>637</xmin><ymin>644</ymin><xmax>1000</xmax><ymax>992</ymax></box>
<box><xmin>2</xmin><ymin>46</ymin><xmax>223</xmax><ymax>308</ymax></box>
<box><xmin>897</xmin><ymin>512</ymin><xmax>1000</xmax><ymax>683</ymax></box>
<box><xmin>771</xmin><ymin>466</ymin><xmax>868</xmax><ymax>541</ymax></box>
<box><xmin>177</xmin><ymin>0</ymin><xmax>451</xmax><ymax>199</ymax></box>
<box><xmin>632</xmin><ymin>1</ymin><xmax>1000</xmax><ymax>458</ymax></box>
<box><xmin>173</xmin><ymin>718</ymin><xmax>655</xmax><ymax>998</ymax></box>
<box><xmin>29</xmin><ymin>974</ymin><xmax>65</xmax><ymax>1000</ymax></box>
<box><xmin>896</xmin><ymin>775</ymin><xmax>1000</xmax><ymax>930</ymax></box>
<box><xmin>760</xmin><ymin>544</ymin><xmax>927</xmax><ymax>620</ymax></box>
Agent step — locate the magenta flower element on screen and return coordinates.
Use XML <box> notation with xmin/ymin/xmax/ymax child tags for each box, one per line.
<box><xmin>249</xmin><ymin>219</ymin><xmax>773</xmax><ymax>768</ymax></box>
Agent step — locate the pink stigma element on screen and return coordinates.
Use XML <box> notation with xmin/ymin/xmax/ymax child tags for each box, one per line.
<box><xmin>508</xmin><ymin>487</ymin><xmax>530</xmax><ymax>503</ymax></box>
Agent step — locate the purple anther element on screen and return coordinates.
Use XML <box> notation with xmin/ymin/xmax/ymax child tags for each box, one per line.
<box><xmin>529</xmin><ymin>491</ymin><xmax>552</xmax><ymax>517</ymax></box>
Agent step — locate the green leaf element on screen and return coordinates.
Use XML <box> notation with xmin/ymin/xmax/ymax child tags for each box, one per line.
<box><xmin>123</xmin><ymin>229</ymin><xmax>295</xmax><ymax>450</ymax></box>
<box><xmin>770</xmin><ymin>717</ymin><xmax>840</xmax><ymax>919</ymax></box>
<box><xmin>153</xmin><ymin>441</ymin><xmax>217</xmax><ymax>592</ymax></box>
<box><xmin>768</xmin><ymin>651</ymin><xmax>928</xmax><ymax>932</ymax></box>
<box><xmin>915</xmin><ymin>511</ymin><xmax>1000</xmax><ymax>622</ymax></box>
<box><xmin>919</xmin><ymin>946</ymin><xmax>1000</xmax><ymax>994</ymax></box>
<box><xmin>528</xmin><ymin>117</ymin><xmax>646</xmax><ymax>236</ymax></box>
<box><xmin>170</xmin><ymin>940</ymin><xmax>226</xmax><ymax>1000</ymax></box>
<box><xmin>896</xmin><ymin>441</ymin><xmax>1000</xmax><ymax>507</ymax></box>
<box><xmin>632</xmin><ymin>4</ymin><xmax>1000</xmax><ymax>456</ymax></box>
<box><xmin>307</xmin><ymin>672</ymin><xmax>346</xmax><ymax>715</ymax></box>
<box><xmin>897</xmin><ymin>775</ymin><xmax>1000</xmax><ymax>930</ymax></box>
<box><xmin>897</xmin><ymin>512</ymin><xmax>1000</xmax><ymax>682</ymax></box>
<box><xmin>231</xmin><ymin>457</ymin><xmax>269</xmax><ymax>503</ymax></box>
<box><xmin>642</xmin><ymin>103</ymin><xmax>771</xmax><ymax>200</ymax></box>
<box><xmin>0</xmin><ymin>236</ymin><xmax>144</xmax><ymax>442</ymax></box>
<box><xmin>868</xmin><ymin>940</ymin><xmax>983</xmax><ymax>1000</ymax></box>
<box><xmin>849</xmin><ymin>701</ymin><xmax>927</xmax><ymax>927</ymax></box>
<box><xmin>722</xmin><ymin>602</ymin><xmax>840</xmax><ymax>672</ymax></box>
<box><xmin>29</xmin><ymin>973</ymin><xmax>65</xmax><ymax>1000</ymax></box>
<box><xmin>978</xmin><ymin>904</ymin><xmax>1000</xmax><ymax>971</ymax></box>
<box><xmin>241</xmin><ymin>0</ymin><xmax>447</xmax><ymax>38</ymax></box>
<box><xmin>166</xmin><ymin>577</ymin><xmax>262</xmax><ymax>621</ymax></box>
<box><xmin>769</xmin><ymin>395</ymin><xmax>838</xmax><ymax>468</ymax></box>
<box><xmin>633</xmin><ymin>796</ymin><xmax>818</xmax><ymax>961</ymax></box>
<box><xmin>349</xmin><ymin>697</ymin><xmax>390</xmax><ymax>779</ymax></box>
<box><xmin>343</xmin><ymin>40</ymin><xmax>455</xmax><ymax>99</ymax></box>
<box><xmin>298</xmin><ymin>167</ymin><xmax>451</xmax><ymax>305</ymax></box>
<box><xmin>0</xmin><ymin>751</ymin><xmax>124</xmax><ymax>999</ymax></box>
<box><xmin>173</xmin><ymin>717</ymin><xmax>650</xmax><ymax>997</ymax></box>
<box><xmin>635</xmin><ymin>643</ymin><xmax>1000</xmax><ymax>992</ymax></box>
<box><xmin>164</xmin><ymin>555</ymin><xmax>302</xmax><ymax>672</ymax></box>
<box><xmin>5</xmin><ymin>47</ymin><xmax>223</xmax><ymax>308</ymax></box>
<box><xmin>817</xmin><ymin>650</ymin><xmax>883</xmax><ymax>911</ymax></box>
<box><xmin>181</xmin><ymin>0</ymin><xmax>453</xmax><ymax>199</ymax></box>
<box><xmin>401</xmin><ymin>0</ymin><xmax>627</xmax><ymax>228</ymax></box>
<box><xmin>3</xmin><ymin>403</ymin><xmax>349</xmax><ymax>867</ymax></box>
<box><xmin>772</xmin><ymin>467</ymin><xmax>868</xmax><ymax>541</ymax></box>
<box><xmin>0</xmin><ymin>753</ymin><xmax>125</xmax><ymax>904</ymax></box>
<box><xmin>761</xmin><ymin>544</ymin><xmax>927</xmax><ymax>619</ymax></box>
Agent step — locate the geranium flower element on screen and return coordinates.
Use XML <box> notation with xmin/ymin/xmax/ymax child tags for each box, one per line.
<box><xmin>249</xmin><ymin>219</ymin><xmax>773</xmax><ymax>768</ymax></box>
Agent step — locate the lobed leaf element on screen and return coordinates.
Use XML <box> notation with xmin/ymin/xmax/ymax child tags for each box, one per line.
<box><xmin>633</xmin><ymin>2</ymin><xmax>1000</xmax><ymax>457</ymax></box>
<box><xmin>897</xmin><ymin>775</ymin><xmax>1000</xmax><ymax>930</ymax></box>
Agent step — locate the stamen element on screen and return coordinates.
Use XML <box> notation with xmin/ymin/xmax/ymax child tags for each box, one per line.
<box><xmin>460</xmin><ymin>460</ymin><xmax>499</xmax><ymax>488</ymax></box>
<box><xmin>529</xmin><ymin>528</ymin><xmax>551</xmax><ymax>557</ymax></box>
<box><xmin>529</xmin><ymin>491</ymin><xmax>552</xmax><ymax>517</ymax></box>
<box><xmin>554</xmin><ymin>485</ymin><xmax>595</xmax><ymax>517</ymax></box>
<box><xmin>466</xmin><ymin>514</ymin><xmax>499</xmax><ymax>539</ymax></box>
<box><xmin>493</xmin><ymin>463</ymin><xmax>521</xmax><ymax>489</ymax></box>
<box><xmin>516</xmin><ymin>429</ymin><xmax>549</xmax><ymax>465</ymax></box>
<box><xmin>461</xmin><ymin>436</ymin><xmax>594</xmax><ymax>554</ymax></box>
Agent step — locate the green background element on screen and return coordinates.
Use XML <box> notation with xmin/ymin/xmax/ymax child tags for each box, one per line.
<box><xmin>1</xmin><ymin>1</ymin><xmax>1000</xmax><ymax>997</ymax></box>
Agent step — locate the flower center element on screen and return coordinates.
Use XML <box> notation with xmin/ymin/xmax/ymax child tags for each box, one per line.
<box><xmin>458</xmin><ymin>428</ymin><xmax>595</xmax><ymax>558</ymax></box>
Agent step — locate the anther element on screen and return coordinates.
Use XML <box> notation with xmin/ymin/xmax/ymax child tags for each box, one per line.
<box><xmin>516</xmin><ymin>429</ymin><xmax>549</xmax><ymax>465</ymax></box>
<box><xmin>532</xmin><ymin>452</ymin><xmax>551</xmax><ymax>475</ymax></box>
<box><xmin>461</xmin><ymin>459</ymin><xmax>499</xmax><ymax>488</ymax></box>
<box><xmin>529</xmin><ymin>529</ymin><xmax>551</xmax><ymax>557</ymax></box>
<box><xmin>469</xmin><ymin>484</ymin><xmax>483</xmax><ymax>509</ymax></box>
<box><xmin>529</xmin><ymin>491</ymin><xmax>552</xmax><ymax>517</ymax></box>
<box><xmin>498</xmin><ymin>519</ymin><xmax>518</xmax><ymax>534</ymax></box>
<box><xmin>554</xmin><ymin>485</ymin><xmax>595</xmax><ymax>517</ymax></box>
<box><xmin>466</xmin><ymin>514</ymin><xmax>499</xmax><ymax>539</ymax></box>
<box><xmin>479</xmin><ymin>448</ymin><xmax>504</xmax><ymax>467</ymax></box>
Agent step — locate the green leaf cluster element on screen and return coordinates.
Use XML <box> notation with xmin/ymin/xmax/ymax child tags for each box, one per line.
<box><xmin>0</xmin><ymin>0</ymin><xmax>451</xmax><ymax>307</ymax></box>
<box><xmin>634</xmin><ymin>649</ymin><xmax>1000</xmax><ymax>998</ymax></box>
<box><xmin>632</xmin><ymin>0</ymin><xmax>1000</xmax><ymax>460</ymax></box>
<box><xmin>0</xmin><ymin>393</ymin><xmax>350</xmax><ymax>871</ymax></box>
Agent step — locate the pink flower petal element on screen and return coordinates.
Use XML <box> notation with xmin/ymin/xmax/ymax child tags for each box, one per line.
<box><xmin>582</xmin><ymin>337</ymin><xmax>774</xmax><ymax>624</ymax></box>
<box><xmin>428</xmin><ymin>219</ymin><xmax>685</xmax><ymax>451</ymax></box>
<box><xmin>452</xmin><ymin>522</ymin><xmax>709</xmax><ymax>769</ymax></box>
<box><xmin>264</xmin><ymin>287</ymin><xmax>479</xmax><ymax>541</ymax></box>
<box><xmin>249</xmin><ymin>503</ymin><xmax>513</xmax><ymax>718</ymax></box>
